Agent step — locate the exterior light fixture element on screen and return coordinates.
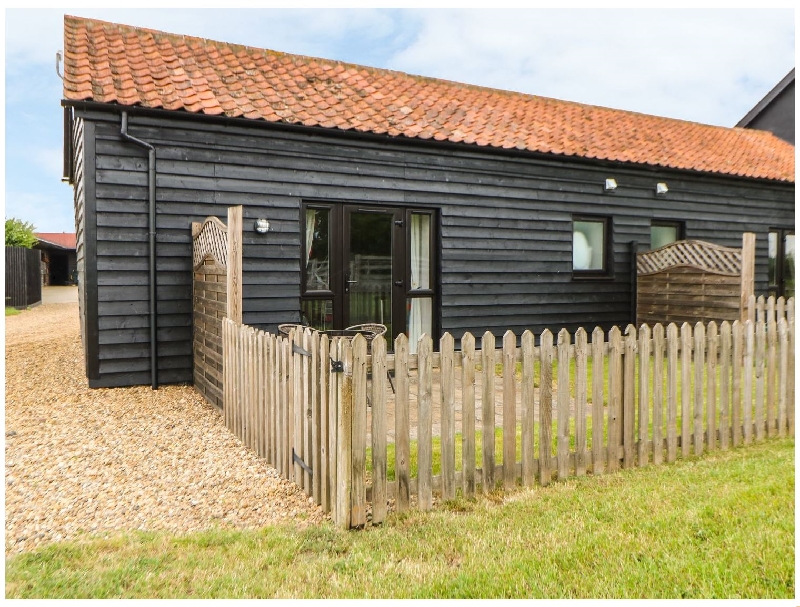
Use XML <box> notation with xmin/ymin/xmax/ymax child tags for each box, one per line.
<box><xmin>656</xmin><ymin>182</ymin><xmax>669</xmax><ymax>195</ymax></box>
<box><xmin>254</xmin><ymin>218</ymin><xmax>270</xmax><ymax>233</ymax></box>
<box><xmin>604</xmin><ymin>178</ymin><xmax>617</xmax><ymax>191</ymax></box>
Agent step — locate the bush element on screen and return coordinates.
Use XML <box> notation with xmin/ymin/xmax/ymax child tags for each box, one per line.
<box><xmin>5</xmin><ymin>218</ymin><xmax>38</xmax><ymax>248</ymax></box>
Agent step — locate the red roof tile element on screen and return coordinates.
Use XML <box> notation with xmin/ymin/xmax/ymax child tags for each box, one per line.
<box><xmin>35</xmin><ymin>232</ymin><xmax>77</xmax><ymax>250</ymax></box>
<box><xmin>63</xmin><ymin>15</ymin><xmax>795</xmax><ymax>183</ymax></box>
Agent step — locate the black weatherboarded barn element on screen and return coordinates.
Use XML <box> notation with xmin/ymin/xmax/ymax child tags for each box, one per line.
<box><xmin>61</xmin><ymin>16</ymin><xmax>795</xmax><ymax>389</ymax></box>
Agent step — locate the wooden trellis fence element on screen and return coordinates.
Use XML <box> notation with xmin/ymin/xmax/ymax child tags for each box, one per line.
<box><xmin>192</xmin><ymin>206</ymin><xmax>242</xmax><ymax>408</ymax></box>
<box><xmin>637</xmin><ymin>233</ymin><xmax>755</xmax><ymax>326</ymax></box>
<box><xmin>221</xmin><ymin>295</ymin><xmax>793</xmax><ymax>529</ymax></box>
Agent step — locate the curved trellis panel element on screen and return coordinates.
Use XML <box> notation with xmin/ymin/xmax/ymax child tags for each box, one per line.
<box><xmin>637</xmin><ymin>236</ymin><xmax>754</xmax><ymax>326</ymax></box>
<box><xmin>192</xmin><ymin>208</ymin><xmax>242</xmax><ymax>408</ymax></box>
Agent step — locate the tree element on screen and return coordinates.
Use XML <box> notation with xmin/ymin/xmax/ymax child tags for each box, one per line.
<box><xmin>5</xmin><ymin>218</ymin><xmax>38</xmax><ymax>248</ymax></box>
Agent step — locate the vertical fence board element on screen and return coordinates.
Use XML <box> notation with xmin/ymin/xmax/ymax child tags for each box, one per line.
<box><xmin>319</xmin><ymin>334</ymin><xmax>330</xmax><ymax>512</ymax></box>
<box><xmin>652</xmin><ymin>324</ymin><xmax>664</xmax><ymax>466</ymax></box>
<box><xmin>743</xmin><ymin>321</ymin><xmax>754</xmax><ymax>444</ymax></box>
<box><xmin>481</xmin><ymin>331</ymin><xmax>496</xmax><ymax>492</ymax></box>
<box><xmin>754</xmin><ymin>316</ymin><xmax>765</xmax><ymax>441</ymax></box>
<box><xmin>521</xmin><ymin>331</ymin><xmax>535</xmax><ymax>486</ymax></box>
<box><xmin>351</xmin><ymin>335</ymin><xmax>367</xmax><ymax>527</ymax></box>
<box><xmin>335</xmin><ymin>338</ymin><xmax>353</xmax><ymax>529</ymax></box>
<box><xmin>285</xmin><ymin>337</ymin><xmax>293</xmax><ymax>479</ymax></box>
<box><xmin>575</xmin><ymin>328</ymin><xmax>588</xmax><ymax>476</ymax></box>
<box><xmin>293</xmin><ymin>330</ymin><xmax>303</xmax><ymax>485</ymax></box>
<box><xmin>462</xmin><ymin>333</ymin><xmax>477</xmax><ymax>497</ymax></box>
<box><xmin>418</xmin><ymin>335</ymin><xmax>433</xmax><ymax>511</ymax></box>
<box><xmin>607</xmin><ymin>327</ymin><xmax>622</xmax><ymax>472</ymax></box>
<box><xmin>766</xmin><ymin>305</ymin><xmax>777</xmax><ymax>437</ymax></box>
<box><xmin>327</xmin><ymin>338</ymin><xmax>339</xmax><ymax>515</ymax></box>
<box><xmin>693</xmin><ymin>323</ymin><xmax>705</xmax><ymax>457</ymax></box>
<box><xmin>777</xmin><ymin>318</ymin><xmax>787</xmax><ymax>438</ymax></box>
<box><xmin>680</xmin><ymin>323</ymin><xmax>692</xmax><ymax>459</ymax></box>
<box><xmin>371</xmin><ymin>336</ymin><xmax>388</xmax><ymax>524</ymax></box>
<box><xmin>441</xmin><ymin>333</ymin><xmax>456</xmax><ymax>501</ymax></box>
<box><xmin>539</xmin><ymin>330</ymin><xmax>554</xmax><ymax>486</ymax></box>
<box><xmin>666</xmin><ymin>324</ymin><xmax>679</xmax><ymax>463</ymax></box>
<box><xmin>623</xmin><ymin>325</ymin><xmax>636</xmax><ymax>469</ymax></box>
<box><xmin>394</xmin><ymin>334</ymin><xmax>410</xmax><ymax>512</ymax></box>
<box><xmin>311</xmin><ymin>331</ymin><xmax>321</xmax><ymax>505</ymax></box>
<box><xmin>222</xmin><ymin>320</ymin><xmax>230</xmax><ymax>431</ymax></box>
<box><xmin>788</xmin><ymin>310</ymin><xmax>795</xmax><ymax>436</ymax></box>
<box><xmin>503</xmin><ymin>331</ymin><xmax>518</xmax><ymax>489</ymax></box>
<box><xmin>591</xmin><ymin>328</ymin><xmax>605</xmax><ymax>475</ymax></box>
<box><xmin>719</xmin><ymin>322</ymin><xmax>731</xmax><ymax>450</ymax></box>
<box><xmin>707</xmin><ymin>322</ymin><xmax>718</xmax><ymax>451</ymax></box>
<box><xmin>638</xmin><ymin>324</ymin><xmax>651</xmax><ymax>467</ymax></box>
<box><xmin>731</xmin><ymin>321</ymin><xmax>743</xmax><ymax>447</ymax></box>
<box><xmin>557</xmin><ymin>329</ymin><xmax>571</xmax><ymax>481</ymax></box>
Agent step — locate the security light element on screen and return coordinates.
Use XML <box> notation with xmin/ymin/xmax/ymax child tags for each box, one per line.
<box><xmin>254</xmin><ymin>218</ymin><xmax>270</xmax><ymax>233</ymax></box>
<box><xmin>656</xmin><ymin>182</ymin><xmax>669</xmax><ymax>195</ymax></box>
<box><xmin>604</xmin><ymin>178</ymin><xmax>617</xmax><ymax>191</ymax></box>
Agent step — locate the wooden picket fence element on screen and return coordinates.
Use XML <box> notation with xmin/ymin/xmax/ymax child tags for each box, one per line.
<box><xmin>222</xmin><ymin>296</ymin><xmax>794</xmax><ymax>530</ymax></box>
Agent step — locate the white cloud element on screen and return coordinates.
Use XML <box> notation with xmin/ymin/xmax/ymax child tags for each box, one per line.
<box><xmin>387</xmin><ymin>9</ymin><xmax>795</xmax><ymax>126</ymax></box>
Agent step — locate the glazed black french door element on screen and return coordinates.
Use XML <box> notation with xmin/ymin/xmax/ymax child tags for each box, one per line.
<box><xmin>301</xmin><ymin>202</ymin><xmax>436</xmax><ymax>349</ymax></box>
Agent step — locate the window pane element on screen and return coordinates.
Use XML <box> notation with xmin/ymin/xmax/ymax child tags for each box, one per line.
<box><xmin>305</xmin><ymin>208</ymin><xmax>330</xmax><ymax>291</ymax></box>
<box><xmin>651</xmin><ymin>225</ymin><xmax>679</xmax><ymax>250</ymax></box>
<box><xmin>573</xmin><ymin>220</ymin><xmax>605</xmax><ymax>271</ymax></box>
<box><xmin>410</xmin><ymin>214</ymin><xmax>431</xmax><ymax>290</ymax></box>
<box><xmin>784</xmin><ymin>233</ymin><xmax>794</xmax><ymax>298</ymax></box>
<box><xmin>301</xmin><ymin>299</ymin><xmax>333</xmax><ymax>331</ymax></box>
<box><xmin>768</xmin><ymin>231</ymin><xmax>778</xmax><ymax>287</ymax></box>
<box><xmin>407</xmin><ymin>297</ymin><xmax>432</xmax><ymax>354</ymax></box>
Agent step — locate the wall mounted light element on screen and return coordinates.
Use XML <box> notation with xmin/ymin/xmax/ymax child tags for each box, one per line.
<box><xmin>604</xmin><ymin>178</ymin><xmax>617</xmax><ymax>192</ymax></box>
<box><xmin>254</xmin><ymin>218</ymin><xmax>270</xmax><ymax>234</ymax></box>
<box><xmin>656</xmin><ymin>182</ymin><xmax>669</xmax><ymax>195</ymax></box>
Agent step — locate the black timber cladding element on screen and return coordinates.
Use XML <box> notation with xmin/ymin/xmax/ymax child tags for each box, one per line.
<box><xmin>73</xmin><ymin>106</ymin><xmax>795</xmax><ymax>388</ymax></box>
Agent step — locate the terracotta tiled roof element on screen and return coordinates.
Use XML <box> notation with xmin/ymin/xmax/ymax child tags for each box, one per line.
<box><xmin>35</xmin><ymin>232</ymin><xmax>77</xmax><ymax>250</ymax></box>
<box><xmin>63</xmin><ymin>15</ymin><xmax>795</xmax><ymax>183</ymax></box>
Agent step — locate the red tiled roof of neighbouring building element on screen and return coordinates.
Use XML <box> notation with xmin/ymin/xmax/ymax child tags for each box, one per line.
<box><xmin>62</xmin><ymin>15</ymin><xmax>795</xmax><ymax>183</ymax></box>
<box><xmin>35</xmin><ymin>232</ymin><xmax>77</xmax><ymax>250</ymax></box>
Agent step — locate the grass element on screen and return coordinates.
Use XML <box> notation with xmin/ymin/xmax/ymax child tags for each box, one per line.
<box><xmin>5</xmin><ymin>438</ymin><xmax>794</xmax><ymax>599</ymax></box>
<box><xmin>5</xmin><ymin>306</ymin><xmax>21</xmax><ymax>316</ymax></box>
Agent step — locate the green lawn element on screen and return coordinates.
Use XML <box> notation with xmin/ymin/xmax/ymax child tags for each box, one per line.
<box><xmin>5</xmin><ymin>307</ymin><xmax>21</xmax><ymax>316</ymax></box>
<box><xmin>6</xmin><ymin>438</ymin><xmax>794</xmax><ymax>599</ymax></box>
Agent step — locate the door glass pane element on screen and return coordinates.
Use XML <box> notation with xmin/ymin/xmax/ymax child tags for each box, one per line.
<box><xmin>305</xmin><ymin>208</ymin><xmax>330</xmax><ymax>291</ymax></box>
<box><xmin>651</xmin><ymin>225</ymin><xmax>679</xmax><ymax>250</ymax></box>
<box><xmin>348</xmin><ymin>212</ymin><xmax>392</xmax><ymax>337</ymax></box>
<box><xmin>410</xmin><ymin>214</ymin><xmax>431</xmax><ymax>290</ymax></box>
<box><xmin>784</xmin><ymin>233</ymin><xmax>794</xmax><ymax>298</ymax></box>
<box><xmin>301</xmin><ymin>299</ymin><xmax>333</xmax><ymax>331</ymax></box>
<box><xmin>407</xmin><ymin>297</ymin><xmax>432</xmax><ymax>354</ymax></box>
<box><xmin>768</xmin><ymin>231</ymin><xmax>778</xmax><ymax>287</ymax></box>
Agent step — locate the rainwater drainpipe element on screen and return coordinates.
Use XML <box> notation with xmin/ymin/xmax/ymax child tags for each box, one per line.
<box><xmin>120</xmin><ymin>111</ymin><xmax>158</xmax><ymax>389</ymax></box>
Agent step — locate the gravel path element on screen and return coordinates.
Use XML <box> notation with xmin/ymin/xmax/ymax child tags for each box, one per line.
<box><xmin>5</xmin><ymin>303</ymin><xmax>325</xmax><ymax>555</ymax></box>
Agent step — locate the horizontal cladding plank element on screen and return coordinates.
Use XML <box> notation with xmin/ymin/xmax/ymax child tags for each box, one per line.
<box><xmin>98</xmin><ymin>326</ymin><xmax>193</xmax><ymax>345</ymax></box>
<box><xmin>96</xmin><ymin>241</ymin><xmax>191</xmax><ymax>257</ymax></box>
<box><xmin>440</xmin><ymin>290</ymin><xmax>630</xmax><ymax>306</ymax></box>
<box><xmin>442</xmin><ymin>279</ymin><xmax>632</xmax><ymax>294</ymax></box>
<box><xmin>98</xmin><ymin>257</ymin><xmax>189</xmax><ymax>272</ymax></box>
<box><xmin>97</xmin><ymin>300</ymin><xmax>192</xmax><ymax>316</ymax></box>
<box><xmin>98</xmin><ymin>284</ymin><xmax>191</xmax><ymax>301</ymax></box>
<box><xmin>98</xmin><ymin>271</ymin><xmax>191</xmax><ymax>287</ymax></box>
<box><xmin>98</xmin><ymin>313</ymin><xmax>190</xmax><ymax>330</ymax></box>
<box><xmin>91</xmin><ymin>367</ymin><xmax>193</xmax><ymax>388</ymax></box>
<box><xmin>98</xmin><ymin>341</ymin><xmax>191</xmax><ymax>360</ymax></box>
<box><xmin>442</xmin><ymin>306</ymin><xmax>627</xmax><ymax>322</ymax></box>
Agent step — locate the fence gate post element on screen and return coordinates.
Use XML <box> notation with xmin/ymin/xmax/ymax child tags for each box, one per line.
<box><xmin>740</xmin><ymin>232</ymin><xmax>755</xmax><ymax>323</ymax></box>
<box><xmin>334</xmin><ymin>338</ymin><xmax>353</xmax><ymax>529</ymax></box>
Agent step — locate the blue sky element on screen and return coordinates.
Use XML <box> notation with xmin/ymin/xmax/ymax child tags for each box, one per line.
<box><xmin>2</xmin><ymin>7</ymin><xmax>796</xmax><ymax>234</ymax></box>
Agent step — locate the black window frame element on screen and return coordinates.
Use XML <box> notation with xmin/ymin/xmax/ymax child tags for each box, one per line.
<box><xmin>768</xmin><ymin>227</ymin><xmax>794</xmax><ymax>299</ymax></box>
<box><xmin>572</xmin><ymin>214</ymin><xmax>613</xmax><ymax>279</ymax></box>
<box><xmin>650</xmin><ymin>219</ymin><xmax>685</xmax><ymax>250</ymax></box>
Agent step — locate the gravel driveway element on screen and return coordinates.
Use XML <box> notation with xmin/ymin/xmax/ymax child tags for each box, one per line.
<box><xmin>5</xmin><ymin>303</ymin><xmax>325</xmax><ymax>555</ymax></box>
